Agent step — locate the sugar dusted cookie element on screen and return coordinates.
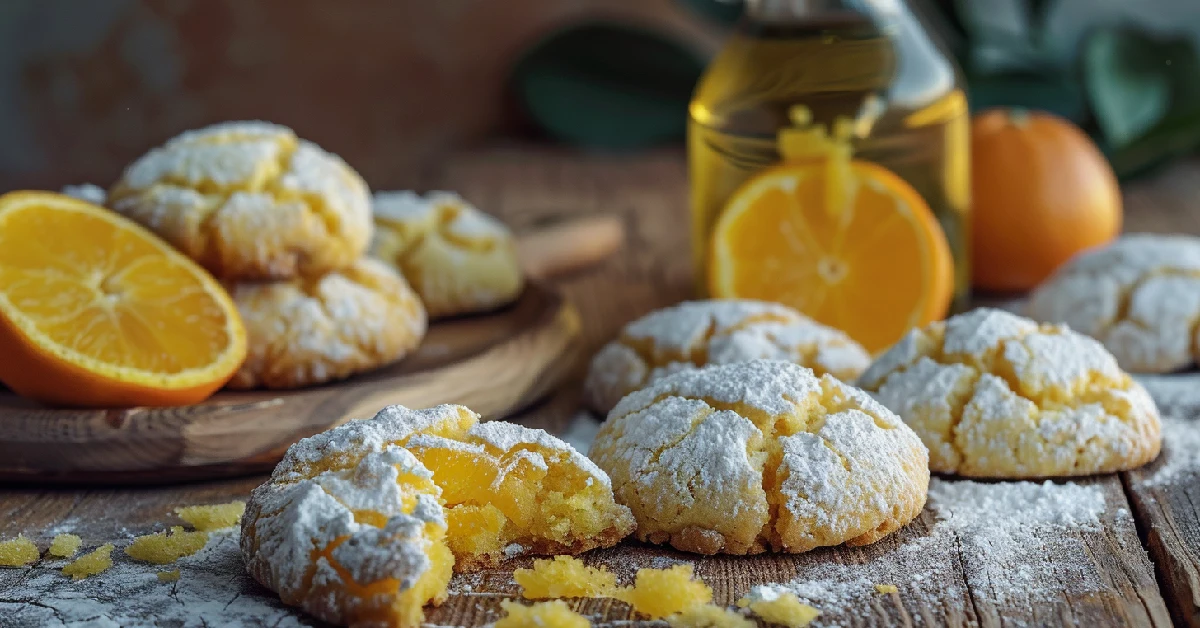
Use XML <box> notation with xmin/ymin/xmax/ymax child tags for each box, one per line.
<box><xmin>371</xmin><ymin>191</ymin><xmax>523</xmax><ymax>318</ymax></box>
<box><xmin>109</xmin><ymin>121</ymin><xmax>372</xmax><ymax>280</ymax></box>
<box><xmin>400</xmin><ymin>413</ymin><xmax>635</xmax><ymax>570</ymax></box>
<box><xmin>250</xmin><ymin>403</ymin><xmax>632</xmax><ymax>571</ymax></box>
<box><xmin>584</xmin><ymin>300</ymin><xmax>870</xmax><ymax>415</ymax></box>
<box><xmin>227</xmin><ymin>258</ymin><xmax>426</xmax><ymax>390</ymax></box>
<box><xmin>241</xmin><ymin>426</ymin><xmax>452</xmax><ymax>627</ymax></box>
<box><xmin>590</xmin><ymin>360</ymin><xmax>928</xmax><ymax>555</ymax></box>
<box><xmin>1028</xmin><ymin>234</ymin><xmax>1200</xmax><ymax>373</ymax></box>
<box><xmin>858</xmin><ymin>308</ymin><xmax>1162</xmax><ymax>478</ymax></box>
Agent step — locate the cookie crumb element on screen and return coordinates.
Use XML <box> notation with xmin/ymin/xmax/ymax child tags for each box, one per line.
<box><xmin>495</xmin><ymin>599</ymin><xmax>589</xmax><ymax>628</ymax></box>
<box><xmin>125</xmin><ymin>527</ymin><xmax>208</xmax><ymax>564</ymax></box>
<box><xmin>62</xmin><ymin>544</ymin><xmax>114</xmax><ymax>580</ymax></box>
<box><xmin>0</xmin><ymin>535</ymin><xmax>39</xmax><ymax>567</ymax></box>
<box><xmin>515</xmin><ymin>556</ymin><xmax>620</xmax><ymax>599</ymax></box>
<box><xmin>158</xmin><ymin>569</ymin><xmax>181</xmax><ymax>582</ymax></box>
<box><xmin>618</xmin><ymin>564</ymin><xmax>712</xmax><ymax>619</ymax></box>
<box><xmin>175</xmin><ymin>501</ymin><xmax>246</xmax><ymax>532</ymax></box>
<box><xmin>48</xmin><ymin>533</ymin><xmax>83</xmax><ymax>558</ymax></box>
<box><xmin>667</xmin><ymin>604</ymin><xmax>754</xmax><ymax>627</ymax></box>
<box><xmin>737</xmin><ymin>587</ymin><xmax>820</xmax><ymax>628</ymax></box>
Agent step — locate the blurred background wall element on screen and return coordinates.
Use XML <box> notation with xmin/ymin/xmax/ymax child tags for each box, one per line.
<box><xmin>2</xmin><ymin>0</ymin><xmax>1199</xmax><ymax>191</ymax></box>
<box><xmin>0</xmin><ymin>0</ymin><xmax>717</xmax><ymax>191</ymax></box>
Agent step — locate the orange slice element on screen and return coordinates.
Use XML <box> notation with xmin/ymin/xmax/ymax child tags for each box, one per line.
<box><xmin>0</xmin><ymin>192</ymin><xmax>247</xmax><ymax>407</ymax></box>
<box><xmin>709</xmin><ymin>160</ymin><xmax>953</xmax><ymax>353</ymax></box>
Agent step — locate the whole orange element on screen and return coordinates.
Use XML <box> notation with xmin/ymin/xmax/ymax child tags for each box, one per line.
<box><xmin>970</xmin><ymin>108</ymin><xmax>1121</xmax><ymax>292</ymax></box>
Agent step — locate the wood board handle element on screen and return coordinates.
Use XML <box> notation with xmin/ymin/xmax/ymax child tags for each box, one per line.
<box><xmin>516</xmin><ymin>214</ymin><xmax>624</xmax><ymax>280</ymax></box>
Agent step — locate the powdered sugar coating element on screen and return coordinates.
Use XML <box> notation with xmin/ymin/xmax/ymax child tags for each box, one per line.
<box><xmin>109</xmin><ymin>121</ymin><xmax>372</xmax><ymax>280</ymax></box>
<box><xmin>1028</xmin><ymin>234</ymin><xmax>1200</xmax><ymax>373</ymax></box>
<box><xmin>585</xmin><ymin>300</ymin><xmax>870</xmax><ymax>414</ymax></box>
<box><xmin>266</xmin><ymin>404</ymin><xmax>632</xmax><ymax>572</ymax></box>
<box><xmin>859</xmin><ymin>308</ymin><xmax>1162</xmax><ymax>477</ymax></box>
<box><xmin>273</xmin><ymin>404</ymin><xmax>472</xmax><ymax>481</ymax></box>
<box><xmin>241</xmin><ymin>443</ymin><xmax>450</xmax><ymax>627</ymax></box>
<box><xmin>226</xmin><ymin>257</ymin><xmax>426</xmax><ymax>390</ymax></box>
<box><xmin>60</xmin><ymin>184</ymin><xmax>107</xmax><ymax>205</ymax></box>
<box><xmin>371</xmin><ymin>190</ymin><xmax>522</xmax><ymax>318</ymax></box>
<box><xmin>591</xmin><ymin>360</ymin><xmax>929</xmax><ymax>556</ymax></box>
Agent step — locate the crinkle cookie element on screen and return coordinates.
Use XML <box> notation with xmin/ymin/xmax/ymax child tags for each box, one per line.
<box><xmin>243</xmin><ymin>404</ymin><xmax>635</xmax><ymax>626</ymax></box>
<box><xmin>584</xmin><ymin>300</ymin><xmax>870</xmax><ymax>415</ymax></box>
<box><xmin>109</xmin><ymin>121</ymin><xmax>372</xmax><ymax>280</ymax></box>
<box><xmin>858</xmin><ymin>308</ymin><xmax>1162</xmax><ymax>478</ymax></box>
<box><xmin>226</xmin><ymin>258</ymin><xmax>426</xmax><ymax>390</ymax></box>
<box><xmin>241</xmin><ymin>410</ymin><xmax>453</xmax><ymax>627</ymax></box>
<box><xmin>371</xmin><ymin>191</ymin><xmax>523</xmax><ymax>319</ymax></box>
<box><xmin>1028</xmin><ymin>234</ymin><xmax>1200</xmax><ymax>373</ymax></box>
<box><xmin>590</xmin><ymin>360</ymin><xmax>928</xmax><ymax>556</ymax></box>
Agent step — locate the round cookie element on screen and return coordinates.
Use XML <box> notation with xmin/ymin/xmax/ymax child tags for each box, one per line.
<box><xmin>109</xmin><ymin>121</ymin><xmax>372</xmax><ymax>280</ymax></box>
<box><xmin>241</xmin><ymin>410</ymin><xmax>454</xmax><ymax>627</ymax></box>
<box><xmin>590</xmin><ymin>360</ymin><xmax>929</xmax><ymax>556</ymax></box>
<box><xmin>371</xmin><ymin>191</ymin><xmax>523</xmax><ymax>319</ymax></box>
<box><xmin>584</xmin><ymin>299</ymin><xmax>870</xmax><ymax>415</ymax></box>
<box><xmin>227</xmin><ymin>258</ymin><xmax>426</xmax><ymax>390</ymax></box>
<box><xmin>1028</xmin><ymin>234</ymin><xmax>1200</xmax><ymax>373</ymax></box>
<box><xmin>858</xmin><ymin>308</ymin><xmax>1162</xmax><ymax>478</ymax></box>
<box><xmin>242</xmin><ymin>403</ymin><xmax>635</xmax><ymax>628</ymax></box>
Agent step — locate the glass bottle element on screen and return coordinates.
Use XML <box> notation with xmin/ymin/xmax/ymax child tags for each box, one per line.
<box><xmin>688</xmin><ymin>0</ymin><xmax>970</xmax><ymax>319</ymax></box>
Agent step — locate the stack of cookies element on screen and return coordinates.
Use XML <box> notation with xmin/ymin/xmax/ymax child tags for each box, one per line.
<box><xmin>101</xmin><ymin>121</ymin><xmax>524</xmax><ymax>390</ymax></box>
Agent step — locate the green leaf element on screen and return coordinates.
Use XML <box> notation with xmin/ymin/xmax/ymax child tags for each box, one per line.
<box><xmin>512</xmin><ymin>23</ymin><xmax>705</xmax><ymax>151</ymax></box>
<box><xmin>1082</xmin><ymin>29</ymin><xmax>1176</xmax><ymax>148</ymax></box>
<box><xmin>1108</xmin><ymin>107</ymin><xmax>1200</xmax><ymax>179</ymax></box>
<box><xmin>675</xmin><ymin>0</ymin><xmax>742</xmax><ymax>26</ymax></box>
<box><xmin>966</xmin><ymin>71</ymin><xmax>1088</xmax><ymax>122</ymax></box>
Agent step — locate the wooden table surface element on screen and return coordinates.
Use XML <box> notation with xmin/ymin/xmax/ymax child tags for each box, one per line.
<box><xmin>3</xmin><ymin>148</ymin><xmax>1200</xmax><ymax>628</ymax></box>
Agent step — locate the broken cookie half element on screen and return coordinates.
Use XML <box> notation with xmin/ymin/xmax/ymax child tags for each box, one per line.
<box><xmin>241</xmin><ymin>404</ymin><xmax>634</xmax><ymax>627</ymax></box>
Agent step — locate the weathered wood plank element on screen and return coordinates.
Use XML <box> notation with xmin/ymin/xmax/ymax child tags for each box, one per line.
<box><xmin>0</xmin><ymin>466</ymin><xmax>1168</xmax><ymax>626</ymax></box>
<box><xmin>1126</xmin><ymin>375</ymin><xmax>1200</xmax><ymax>628</ymax></box>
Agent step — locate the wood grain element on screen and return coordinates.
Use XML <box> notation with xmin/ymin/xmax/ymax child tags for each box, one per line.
<box><xmin>0</xmin><ymin>283</ymin><xmax>579</xmax><ymax>484</ymax></box>
<box><xmin>1125</xmin><ymin>374</ymin><xmax>1200</xmax><ymax>627</ymax></box>
<box><xmin>2</xmin><ymin>148</ymin><xmax>1200</xmax><ymax>627</ymax></box>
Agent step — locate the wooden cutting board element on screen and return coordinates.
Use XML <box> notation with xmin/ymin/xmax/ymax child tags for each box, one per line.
<box><xmin>0</xmin><ymin>215</ymin><xmax>623</xmax><ymax>485</ymax></box>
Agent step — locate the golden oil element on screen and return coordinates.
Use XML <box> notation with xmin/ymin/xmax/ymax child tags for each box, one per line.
<box><xmin>689</xmin><ymin>1</ymin><xmax>970</xmax><ymax>308</ymax></box>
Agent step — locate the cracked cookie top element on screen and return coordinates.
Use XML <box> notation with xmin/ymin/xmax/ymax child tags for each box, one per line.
<box><xmin>241</xmin><ymin>434</ymin><xmax>451</xmax><ymax>628</ymax></box>
<box><xmin>589</xmin><ymin>360</ymin><xmax>928</xmax><ymax>556</ymax></box>
<box><xmin>226</xmin><ymin>257</ymin><xmax>427</xmax><ymax>390</ymax></box>
<box><xmin>858</xmin><ymin>308</ymin><xmax>1162</xmax><ymax>478</ymax></box>
<box><xmin>371</xmin><ymin>191</ymin><xmax>523</xmax><ymax>319</ymax></box>
<box><xmin>1028</xmin><ymin>234</ymin><xmax>1200</xmax><ymax>373</ymax></box>
<box><xmin>584</xmin><ymin>300</ymin><xmax>871</xmax><ymax>415</ymax></box>
<box><xmin>109</xmin><ymin>121</ymin><xmax>372</xmax><ymax>280</ymax></box>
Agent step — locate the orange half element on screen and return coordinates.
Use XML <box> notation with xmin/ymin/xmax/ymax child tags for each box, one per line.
<box><xmin>709</xmin><ymin>160</ymin><xmax>953</xmax><ymax>353</ymax></box>
<box><xmin>0</xmin><ymin>191</ymin><xmax>247</xmax><ymax>407</ymax></box>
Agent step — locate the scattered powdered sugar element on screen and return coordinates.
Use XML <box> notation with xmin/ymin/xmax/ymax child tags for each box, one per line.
<box><xmin>743</xmin><ymin>533</ymin><xmax>963</xmax><ymax>622</ymax></box>
<box><xmin>1143</xmin><ymin>418</ymin><xmax>1200</xmax><ymax>487</ymax></box>
<box><xmin>0</xmin><ymin>528</ymin><xmax>316</xmax><ymax>627</ymax></box>
<box><xmin>928</xmin><ymin>479</ymin><xmax>1106</xmax><ymax>531</ymax></box>
<box><xmin>928</xmin><ymin>479</ymin><xmax>1108</xmax><ymax>606</ymax></box>
<box><xmin>752</xmin><ymin>478</ymin><xmax>1111</xmax><ymax>621</ymax></box>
